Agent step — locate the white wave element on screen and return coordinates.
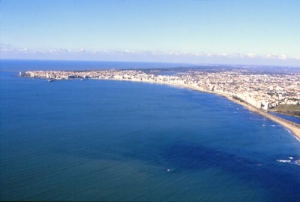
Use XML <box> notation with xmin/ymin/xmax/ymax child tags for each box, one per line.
<box><xmin>284</xmin><ymin>128</ymin><xmax>299</xmax><ymax>142</ymax></box>
<box><xmin>277</xmin><ymin>159</ymin><xmax>291</xmax><ymax>163</ymax></box>
<box><xmin>286</xmin><ymin>129</ymin><xmax>300</xmax><ymax>142</ymax></box>
<box><xmin>285</xmin><ymin>128</ymin><xmax>292</xmax><ymax>134</ymax></box>
<box><xmin>294</xmin><ymin>136</ymin><xmax>300</xmax><ymax>142</ymax></box>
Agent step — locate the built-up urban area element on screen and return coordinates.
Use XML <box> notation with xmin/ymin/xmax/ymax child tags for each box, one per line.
<box><xmin>22</xmin><ymin>68</ymin><xmax>300</xmax><ymax>111</ymax></box>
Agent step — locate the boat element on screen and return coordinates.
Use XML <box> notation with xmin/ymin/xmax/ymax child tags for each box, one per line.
<box><xmin>48</xmin><ymin>79</ymin><xmax>54</xmax><ymax>82</ymax></box>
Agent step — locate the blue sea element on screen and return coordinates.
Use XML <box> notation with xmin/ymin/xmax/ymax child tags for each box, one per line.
<box><xmin>1</xmin><ymin>60</ymin><xmax>300</xmax><ymax>201</ymax></box>
<box><xmin>270</xmin><ymin>112</ymin><xmax>300</xmax><ymax>124</ymax></box>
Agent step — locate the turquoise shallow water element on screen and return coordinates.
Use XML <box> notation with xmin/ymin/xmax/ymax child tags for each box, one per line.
<box><xmin>0</xmin><ymin>60</ymin><xmax>300</xmax><ymax>201</ymax></box>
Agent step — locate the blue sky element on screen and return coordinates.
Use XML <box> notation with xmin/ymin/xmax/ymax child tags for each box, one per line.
<box><xmin>1</xmin><ymin>0</ymin><xmax>300</xmax><ymax>66</ymax></box>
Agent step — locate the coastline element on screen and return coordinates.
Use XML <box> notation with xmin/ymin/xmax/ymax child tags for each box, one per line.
<box><xmin>103</xmin><ymin>78</ymin><xmax>300</xmax><ymax>140</ymax></box>
<box><xmin>176</xmin><ymin>83</ymin><xmax>300</xmax><ymax>140</ymax></box>
<box><xmin>188</xmin><ymin>86</ymin><xmax>300</xmax><ymax>140</ymax></box>
<box><xmin>222</xmin><ymin>93</ymin><xmax>300</xmax><ymax>140</ymax></box>
<box><xmin>268</xmin><ymin>111</ymin><xmax>300</xmax><ymax>119</ymax></box>
<box><xmin>21</xmin><ymin>70</ymin><xmax>300</xmax><ymax>140</ymax></box>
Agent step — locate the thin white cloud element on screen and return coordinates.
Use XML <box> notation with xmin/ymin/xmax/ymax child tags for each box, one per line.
<box><xmin>1</xmin><ymin>44</ymin><xmax>300</xmax><ymax>66</ymax></box>
<box><xmin>279</xmin><ymin>54</ymin><xmax>287</xmax><ymax>60</ymax></box>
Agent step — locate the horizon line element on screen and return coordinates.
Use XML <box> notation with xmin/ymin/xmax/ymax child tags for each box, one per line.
<box><xmin>1</xmin><ymin>58</ymin><xmax>300</xmax><ymax>68</ymax></box>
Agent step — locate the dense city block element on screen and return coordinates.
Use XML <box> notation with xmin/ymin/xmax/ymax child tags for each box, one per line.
<box><xmin>22</xmin><ymin>68</ymin><xmax>300</xmax><ymax>111</ymax></box>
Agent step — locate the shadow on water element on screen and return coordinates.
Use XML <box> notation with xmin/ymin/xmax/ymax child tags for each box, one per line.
<box><xmin>52</xmin><ymin>134</ymin><xmax>300</xmax><ymax>201</ymax></box>
<box><xmin>162</xmin><ymin>142</ymin><xmax>300</xmax><ymax>202</ymax></box>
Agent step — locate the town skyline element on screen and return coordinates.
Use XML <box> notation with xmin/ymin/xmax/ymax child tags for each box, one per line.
<box><xmin>21</xmin><ymin>67</ymin><xmax>300</xmax><ymax>138</ymax></box>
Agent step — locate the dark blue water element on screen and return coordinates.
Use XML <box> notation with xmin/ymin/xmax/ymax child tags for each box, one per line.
<box><xmin>1</xmin><ymin>60</ymin><xmax>300</xmax><ymax>201</ymax></box>
<box><xmin>269</xmin><ymin>112</ymin><xmax>300</xmax><ymax>124</ymax></box>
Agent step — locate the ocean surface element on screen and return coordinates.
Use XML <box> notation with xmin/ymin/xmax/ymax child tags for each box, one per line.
<box><xmin>270</xmin><ymin>112</ymin><xmax>300</xmax><ymax>124</ymax></box>
<box><xmin>0</xmin><ymin>60</ymin><xmax>300</xmax><ymax>201</ymax></box>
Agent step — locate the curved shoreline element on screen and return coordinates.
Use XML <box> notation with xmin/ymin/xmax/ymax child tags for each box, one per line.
<box><xmin>182</xmin><ymin>85</ymin><xmax>300</xmax><ymax>140</ymax></box>
<box><xmin>222</xmin><ymin>93</ymin><xmax>300</xmax><ymax>141</ymax></box>
<box><xmin>105</xmin><ymin>78</ymin><xmax>300</xmax><ymax>140</ymax></box>
<box><xmin>268</xmin><ymin>111</ymin><xmax>300</xmax><ymax>119</ymax></box>
<box><xmin>22</xmin><ymin>70</ymin><xmax>300</xmax><ymax>140</ymax></box>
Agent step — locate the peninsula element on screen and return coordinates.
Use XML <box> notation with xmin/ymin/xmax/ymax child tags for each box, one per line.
<box><xmin>21</xmin><ymin>68</ymin><xmax>300</xmax><ymax>139</ymax></box>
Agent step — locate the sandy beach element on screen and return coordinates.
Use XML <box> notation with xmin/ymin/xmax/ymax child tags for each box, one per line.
<box><xmin>24</xmin><ymin>70</ymin><xmax>300</xmax><ymax>140</ymax></box>
<box><xmin>224</xmin><ymin>93</ymin><xmax>300</xmax><ymax>139</ymax></box>
<box><xmin>190</xmin><ymin>87</ymin><xmax>300</xmax><ymax>140</ymax></box>
<box><xmin>132</xmin><ymin>80</ymin><xmax>300</xmax><ymax>140</ymax></box>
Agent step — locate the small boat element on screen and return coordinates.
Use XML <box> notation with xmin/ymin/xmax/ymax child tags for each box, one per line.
<box><xmin>48</xmin><ymin>79</ymin><xmax>54</xmax><ymax>82</ymax></box>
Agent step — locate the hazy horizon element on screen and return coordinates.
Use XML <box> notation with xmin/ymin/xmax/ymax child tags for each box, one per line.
<box><xmin>1</xmin><ymin>0</ymin><xmax>300</xmax><ymax>66</ymax></box>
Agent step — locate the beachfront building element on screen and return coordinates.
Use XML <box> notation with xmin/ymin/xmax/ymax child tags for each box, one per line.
<box><xmin>23</xmin><ymin>68</ymin><xmax>300</xmax><ymax>111</ymax></box>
